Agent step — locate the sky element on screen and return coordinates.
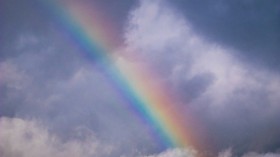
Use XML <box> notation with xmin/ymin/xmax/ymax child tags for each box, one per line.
<box><xmin>0</xmin><ymin>0</ymin><xmax>280</xmax><ymax>157</ymax></box>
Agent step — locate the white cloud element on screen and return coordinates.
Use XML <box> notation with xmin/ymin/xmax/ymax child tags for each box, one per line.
<box><xmin>123</xmin><ymin>1</ymin><xmax>280</xmax><ymax>154</ymax></box>
<box><xmin>142</xmin><ymin>148</ymin><xmax>196</xmax><ymax>157</ymax></box>
<box><xmin>218</xmin><ymin>148</ymin><xmax>233</xmax><ymax>157</ymax></box>
<box><xmin>242</xmin><ymin>152</ymin><xmax>280</xmax><ymax>157</ymax></box>
<box><xmin>124</xmin><ymin>0</ymin><xmax>280</xmax><ymax>117</ymax></box>
<box><xmin>141</xmin><ymin>148</ymin><xmax>280</xmax><ymax>157</ymax></box>
<box><xmin>125</xmin><ymin>0</ymin><xmax>189</xmax><ymax>53</ymax></box>
<box><xmin>217</xmin><ymin>149</ymin><xmax>280</xmax><ymax>157</ymax></box>
<box><xmin>0</xmin><ymin>117</ymin><xmax>113</xmax><ymax>157</ymax></box>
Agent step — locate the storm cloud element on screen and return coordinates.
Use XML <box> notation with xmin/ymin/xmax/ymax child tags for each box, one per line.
<box><xmin>170</xmin><ymin>0</ymin><xmax>280</xmax><ymax>70</ymax></box>
<box><xmin>125</xmin><ymin>0</ymin><xmax>280</xmax><ymax>155</ymax></box>
<box><xmin>1</xmin><ymin>0</ymin><xmax>280</xmax><ymax>157</ymax></box>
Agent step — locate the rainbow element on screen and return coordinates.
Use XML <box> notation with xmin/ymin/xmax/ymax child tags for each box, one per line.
<box><xmin>38</xmin><ymin>0</ymin><xmax>202</xmax><ymax>152</ymax></box>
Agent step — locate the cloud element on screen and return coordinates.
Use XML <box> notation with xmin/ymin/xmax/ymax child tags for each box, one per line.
<box><xmin>0</xmin><ymin>61</ymin><xmax>29</xmax><ymax>91</ymax></box>
<box><xmin>0</xmin><ymin>31</ymin><xmax>161</xmax><ymax>156</ymax></box>
<box><xmin>217</xmin><ymin>148</ymin><xmax>280</xmax><ymax>157</ymax></box>
<box><xmin>125</xmin><ymin>0</ymin><xmax>280</xmax><ymax>111</ymax></box>
<box><xmin>142</xmin><ymin>148</ymin><xmax>196</xmax><ymax>157</ymax></box>
<box><xmin>242</xmin><ymin>152</ymin><xmax>280</xmax><ymax>157</ymax></box>
<box><xmin>143</xmin><ymin>148</ymin><xmax>280</xmax><ymax>157</ymax></box>
<box><xmin>170</xmin><ymin>0</ymin><xmax>280</xmax><ymax>70</ymax></box>
<box><xmin>0</xmin><ymin>117</ymin><xmax>112</xmax><ymax>157</ymax></box>
<box><xmin>124</xmin><ymin>0</ymin><xmax>280</xmax><ymax>154</ymax></box>
<box><xmin>1</xmin><ymin>0</ymin><xmax>280</xmax><ymax>156</ymax></box>
<box><xmin>218</xmin><ymin>148</ymin><xmax>233</xmax><ymax>157</ymax></box>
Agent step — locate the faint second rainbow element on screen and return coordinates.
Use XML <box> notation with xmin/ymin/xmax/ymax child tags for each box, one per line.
<box><xmin>39</xmin><ymin>0</ymin><xmax>202</xmax><ymax>151</ymax></box>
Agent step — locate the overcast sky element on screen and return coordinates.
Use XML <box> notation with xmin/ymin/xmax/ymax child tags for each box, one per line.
<box><xmin>0</xmin><ymin>0</ymin><xmax>280</xmax><ymax>157</ymax></box>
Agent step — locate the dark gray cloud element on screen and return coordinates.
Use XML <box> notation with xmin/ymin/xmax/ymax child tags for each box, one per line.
<box><xmin>1</xmin><ymin>0</ymin><xmax>280</xmax><ymax>157</ymax></box>
<box><xmin>0</xmin><ymin>0</ymin><xmax>137</xmax><ymax>59</ymax></box>
<box><xmin>0</xmin><ymin>28</ymin><xmax>158</xmax><ymax>157</ymax></box>
<box><xmin>0</xmin><ymin>0</ymin><xmax>47</xmax><ymax>59</ymax></box>
<box><xmin>0</xmin><ymin>0</ymin><xmax>160</xmax><ymax>156</ymax></box>
<box><xmin>170</xmin><ymin>0</ymin><xmax>280</xmax><ymax>70</ymax></box>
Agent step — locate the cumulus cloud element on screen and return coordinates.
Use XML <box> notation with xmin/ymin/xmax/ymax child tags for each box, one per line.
<box><xmin>124</xmin><ymin>0</ymin><xmax>280</xmax><ymax>154</ymax></box>
<box><xmin>242</xmin><ymin>152</ymin><xmax>280</xmax><ymax>157</ymax></box>
<box><xmin>0</xmin><ymin>117</ymin><xmax>112</xmax><ymax>157</ymax></box>
<box><xmin>217</xmin><ymin>148</ymin><xmax>280</xmax><ymax>157</ymax></box>
<box><xmin>146</xmin><ymin>148</ymin><xmax>280</xmax><ymax>157</ymax></box>
<box><xmin>125</xmin><ymin>0</ymin><xmax>280</xmax><ymax>112</ymax></box>
<box><xmin>218</xmin><ymin>148</ymin><xmax>233</xmax><ymax>157</ymax></box>
<box><xmin>1</xmin><ymin>0</ymin><xmax>279</xmax><ymax>156</ymax></box>
<box><xmin>143</xmin><ymin>148</ymin><xmax>196</xmax><ymax>157</ymax></box>
<box><xmin>0</xmin><ymin>32</ymin><xmax>160</xmax><ymax>156</ymax></box>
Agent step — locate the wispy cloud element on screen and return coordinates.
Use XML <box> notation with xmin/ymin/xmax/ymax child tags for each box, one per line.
<box><xmin>0</xmin><ymin>117</ymin><xmax>112</xmax><ymax>157</ymax></box>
